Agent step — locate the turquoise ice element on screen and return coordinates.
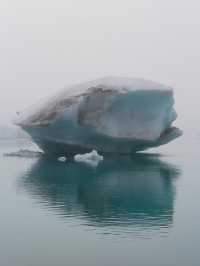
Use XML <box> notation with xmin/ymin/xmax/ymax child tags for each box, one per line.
<box><xmin>15</xmin><ymin>77</ymin><xmax>182</xmax><ymax>155</ymax></box>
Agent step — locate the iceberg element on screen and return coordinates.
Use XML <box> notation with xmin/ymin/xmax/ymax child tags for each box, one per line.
<box><xmin>15</xmin><ymin>77</ymin><xmax>182</xmax><ymax>155</ymax></box>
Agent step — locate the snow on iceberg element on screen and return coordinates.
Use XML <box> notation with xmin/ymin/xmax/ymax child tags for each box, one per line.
<box><xmin>15</xmin><ymin>77</ymin><xmax>182</xmax><ymax>155</ymax></box>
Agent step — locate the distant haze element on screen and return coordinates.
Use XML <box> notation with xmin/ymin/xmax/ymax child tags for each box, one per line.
<box><xmin>0</xmin><ymin>0</ymin><xmax>199</xmax><ymax>131</ymax></box>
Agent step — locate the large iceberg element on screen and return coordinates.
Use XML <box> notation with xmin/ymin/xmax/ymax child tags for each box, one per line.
<box><xmin>15</xmin><ymin>77</ymin><xmax>182</xmax><ymax>155</ymax></box>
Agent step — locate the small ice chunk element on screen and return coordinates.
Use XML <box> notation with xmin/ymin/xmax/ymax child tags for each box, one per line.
<box><xmin>74</xmin><ymin>150</ymin><xmax>103</xmax><ymax>167</ymax></box>
<box><xmin>57</xmin><ymin>156</ymin><xmax>67</xmax><ymax>162</ymax></box>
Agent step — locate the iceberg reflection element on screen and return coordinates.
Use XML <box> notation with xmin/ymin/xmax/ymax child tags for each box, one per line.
<box><xmin>18</xmin><ymin>154</ymin><xmax>180</xmax><ymax>236</ymax></box>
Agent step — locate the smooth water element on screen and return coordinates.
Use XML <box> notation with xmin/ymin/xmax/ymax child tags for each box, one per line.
<box><xmin>0</xmin><ymin>136</ymin><xmax>199</xmax><ymax>266</ymax></box>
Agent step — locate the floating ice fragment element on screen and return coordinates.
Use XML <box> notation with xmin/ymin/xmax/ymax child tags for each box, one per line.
<box><xmin>15</xmin><ymin>77</ymin><xmax>182</xmax><ymax>154</ymax></box>
<box><xmin>4</xmin><ymin>149</ymin><xmax>43</xmax><ymax>158</ymax></box>
<box><xmin>74</xmin><ymin>150</ymin><xmax>103</xmax><ymax>167</ymax></box>
<box><xmin>57</xmin><ymin>156</ymin><xmax>67</xmax><ymax>162</ymax></box>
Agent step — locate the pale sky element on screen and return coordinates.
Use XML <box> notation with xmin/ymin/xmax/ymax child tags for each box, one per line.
<box><xmin>0</xmin><ymin>0</ymin><xmax>200</xmax><ymax>127</ymax></box>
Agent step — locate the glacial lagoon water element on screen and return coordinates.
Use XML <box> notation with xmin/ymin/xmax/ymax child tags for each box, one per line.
<box><xmin>0</xmin><ymin>135</ymin><xmax>199</xmax><ymax>266</ymax></box>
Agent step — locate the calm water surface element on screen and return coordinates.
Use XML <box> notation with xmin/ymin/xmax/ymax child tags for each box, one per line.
<box><xmin>0</xmin><ymin>136</ymin><xmax>199</xmax><ymax>266</ymax></box>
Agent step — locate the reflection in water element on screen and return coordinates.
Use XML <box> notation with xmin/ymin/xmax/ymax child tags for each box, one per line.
<box><xmin>18</xmin><ymin>154</ymin><xmax>180</xmax><ymax>236</ymax></box>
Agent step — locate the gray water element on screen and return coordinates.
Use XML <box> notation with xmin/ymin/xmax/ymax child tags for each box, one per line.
<box><xmin>1</xmin><ymin>0</ymin><xmax>200</xmax><ymax>264</ymax></box>
<box><xmin>0</xmin><ymin>135</ymin><xmax>199</xmax><ymax>266</ymax></box>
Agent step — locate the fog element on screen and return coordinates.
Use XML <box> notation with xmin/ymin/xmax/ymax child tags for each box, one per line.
<box><xmin>0</xmin><ymin>0</ymin><xmax>200</xmax><ymax>130</ymax></box>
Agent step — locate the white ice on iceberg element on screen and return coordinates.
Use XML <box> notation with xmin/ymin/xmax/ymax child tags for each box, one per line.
<box><xmin>15</xmin><ymin>77</ymin><xmax>182</xmax><ymax>155</ymax></box>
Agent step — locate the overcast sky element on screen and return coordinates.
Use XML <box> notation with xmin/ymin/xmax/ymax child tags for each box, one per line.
<box><xmin>0</xmin><ymin>0</ymin><xmax>200</xmax><ymax>127</ymax></box>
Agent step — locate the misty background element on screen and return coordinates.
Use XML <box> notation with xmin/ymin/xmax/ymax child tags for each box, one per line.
<box><xmin>0</xmin><ymin>0</ymin><xmax>199</xmax><ymax>135</ymax></box>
